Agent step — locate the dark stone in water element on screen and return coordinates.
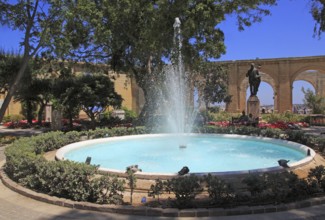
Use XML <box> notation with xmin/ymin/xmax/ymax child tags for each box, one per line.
<box><xmin>178</xmin><ymin>166</ymin><xmax>190</xmax><ymax>175</ymax></box>
<box><xmin>278</xmin><ymin>159</ymin><xmax>290</xmax><ymax>168</ymax></box>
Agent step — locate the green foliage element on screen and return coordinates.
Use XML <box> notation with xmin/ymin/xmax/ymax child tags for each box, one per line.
<box><xmin>122</xmin><ymin>107</ymin><xmax>138</xmax><ymax>123</ymax></box>
<box><xmin>4</xmin><ymin>125</ymin><xmax>325</xmax><ymax>207</ymax></box>
<box><xmin>311</xmin><ymin>136</ymin><xmax>325</xmax><ymax>153</ymax></box>
<box><xmin>85</xmin><ymin>127</ymin><xmax>147</xmax><ymax>139</ymax></box>
<box><xmin>285</xmin><ymin>130</ymin><xmax>311</xmax><ymax>145</ymax></box>
<box><xmin>0</xmin><ymin>51</ymin><xmax>20</xmax><ymax>92</ymax></box>
<box><xmin>209</xmin><ymin>111</ymin><xmax>233</xmax><ymax>122</ymax></box>
<box><xmin>89</xmin><ymin>174</ymin><xmax>125</xmax><ymax>204</ymax></box>
<box><xmin>285</xmin><ymin>172</ymin><xmax>310</xmax><ymax>200</ymax></box>
<box><xmin>261</xmin><ymin>112</ymin><xmax>307</xmax><ymax>123</ymax></box>
<box><xmin>310</xmin><ymin>0</ymin><xmax>325</xmax><ymax>37</ymax></box>
<box><xmin>165</xmin><ymin>175</ymin><xmax>203</xmax><ymax>208</ymax></box>
<box><xmin>194</xmin><ymin>63</ymin><xmax>231</xmax><ymax>109</ymax></box>
<box><xmin>32</xmin><ymin>131</ymin><xmax>81</xmax><ymax>154</ymax></box>
<box><xmin>259</xmin><ymin>128</ymin><xmax>283</xmax><ymax>139</ymax></box>
<box><xmin>242</xmin><ymin>174</ymin><xmax>267</xmax><ymax>197</ymax></box>
<box><xmin>2</xmin><ymin>114</ymin><xmax>24</xmax><ymax>123</ymax></box>
<box><xmin>264</xmin><ymin>173</ymin><xmax>291</xmax><ymax>203</ymax></box>
<box><xmin>0</xmin><ymin>135</ymin><xmax>17</xmax><ymax>146</ymax></box>
<box><xmin>308</xmin><ymin>165</ymin><xmax>325</xmax><ymax>192</ymax></box>
<box><xmin>204</xmin><ymin>174</ymin><xmax>235</xmax><ymax>205</ymax></box>
<box><xmin>23</xmin><ymin>160</ymin><xmax>97</xmax><ymax>201</ymax></box>
<box><xmin>126</xmin><ymin>169</ymin><xmax>137</xmax><ymax>205</ymax></box>
<box><xmin>52</xmin><ymin>70</ymin><xmax>81</xmax><ymax>128</ymax></box>
<box><xmin>302</xmin><ymin>88</ymin><xmax>325</xmax><ymax>114</ymax></box>
<box><xmin>0</xmin><ymin>1</ymin><xmax>72</xmax><ymax>123</ymax></box>
<box><xmin>3</xmin><ymin>130</ymin><xmax>126</xmax><ymax>203</ymax></box>
<box><xmin>148</xmin><ymin>179</ymin><xmax>165</xmax><ymax>202</ymax></box>
<box><xmin>76</xmin><ymin>74</ymin><xmax>123</xmax><ymax>128</ymax></box>
<box><xmin>59</xmin><ymin>0</ymin><xmax>277</xmax><ymax>123</ymax></box>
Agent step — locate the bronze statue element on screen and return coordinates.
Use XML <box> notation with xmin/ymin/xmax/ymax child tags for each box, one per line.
<box><xmin>246</xmin><ymin>63</ymin><xmax>261</xmax><ymax>96</ymax></box>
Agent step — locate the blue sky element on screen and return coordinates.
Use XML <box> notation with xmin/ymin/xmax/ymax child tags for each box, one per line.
<box><xmin>0</xmin><ymin>0</ymin><xmax>324</xmax><ymax>105</ymax></box>
<box><xmin>218</xmin><ymin>0</ymin><xmax>324</xmax><ymax>105</ymax></box>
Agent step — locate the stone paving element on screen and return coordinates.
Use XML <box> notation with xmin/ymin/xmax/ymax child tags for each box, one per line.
<box><xmin>2</xmin><ymin>126</ymin><xmax>325</xmax><ymax>219</ymax></box>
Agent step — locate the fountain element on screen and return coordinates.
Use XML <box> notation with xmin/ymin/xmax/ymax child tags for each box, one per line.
<box><xmin>56</xmin><ymin>18</ymin><xmax>315</xmax><ymax>179</ymax></box>
<box><xmin>158</xmin><ymin>17</ymin><xmax>198</xmax><ymax>147</ymax></box>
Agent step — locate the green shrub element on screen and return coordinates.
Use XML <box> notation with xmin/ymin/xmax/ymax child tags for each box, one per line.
<box><xmin>86</xmin><ymin>127</ymin><xmax>148</xmax><ymax>139</ymax></box>
<box><xmin>33</xmin><ymin>131</ymin><xmax>81</xmax><ymax>154</ymax></box>
<box><xmin>308</xmin><ymin>165</ymin><xmax>325</xmax><ymax>192</ymax></box>
<box><xmin>260</xmin><ymin>128</ymin><xmax>282</xmax><ymax>139</ymax></box>
<box><xmin>264</xmin><ymin>173</ymin><xmax>291</xmax><ymax>204</ymax></box>
<box><xmin>3</xmin><ymin>114</ymin><xmax>24</xmax><ymax>123</ymax></box>
<box><xmin>165</xmin><ymin>175</ymin><xmax>203</xmax><ymax>208</ymax></box>
<box><xmin>205</xmin><ymin>174</ymin><xmax>235</xmax><ymax>205</ymax></box>
<box><xmin>22</xmin><ymin>160</ymin><xmax>97</xmax><ymax>201</ymax></box>
<box><xmin>122</xmin><ymin>106</ymin><xmax>138</xmax><ymax>123</ymax></box>
<box><xmin>209</xmin><ymin>111</ymin><xmax>236</xmax><ymax>122</ymax></box>
<box><xmin>285</xmin><ymin>130</ymin><xmax>310</xmax><ymax>145</ymax></box>
<box><xmin>126</xmin><ymin>169</ymin><xmax>137</xmax><ymax>204</ymax></box>
<box><xmin>285</xmin><ymin>172</ymin><xmax>310</xmax><ymax>200</ymax></box>
<box><xmin>89</xmin><ymin>174</ymin><xmax>125</xmax><ymax>204</ymax></box>
<box><xmin>242</xmin><ymin>174</ymin><xmax>267</xmax><ymax>197</ymax></box>
<box><xmin>148</xmin><ymin>179</ymin><xmax>165</xmax><ymax>202</ymax></box>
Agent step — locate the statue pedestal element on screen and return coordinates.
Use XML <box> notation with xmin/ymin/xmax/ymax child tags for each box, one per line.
<box><xmin>51</xmin><ymin>110</ymin><xmax>62</xmax><ymax>131</ymax></box>
<box><xmin>247</xmin><ymin>96</ymin><xmax>260</xmax><ymax>118</ymax></box>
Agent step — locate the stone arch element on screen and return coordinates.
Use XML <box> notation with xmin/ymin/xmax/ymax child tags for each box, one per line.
<box><xmin>291</xmin><ymin>66</ymin><xmax>325</xmax><ymax>97</ymax></box>
<box><xmin>238</xmin><ymin>71</ymin><xmax>277</xmax><ymax>112</ymax></box>
<box><xmin>224</xmin><ymin>56</ymin><xmax>325</xmax><ymax>113</ymax></box>
<box><xmin>292</xmin><ymin>80</ymin><xmax>315</xmax><ymax>108</ymax></box>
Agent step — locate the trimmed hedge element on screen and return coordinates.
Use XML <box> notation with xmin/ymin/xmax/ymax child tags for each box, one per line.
<box><xmin>4</xmin><ymin>128</ymin><xmax>146</xmax><ymax>204</ymax></box>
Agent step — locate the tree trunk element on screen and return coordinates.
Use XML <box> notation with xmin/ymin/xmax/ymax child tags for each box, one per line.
<box><xmin>68</xmin><ymin>111</ymin><xmax>74</xmax><ymax>129</ymax></box>
<box><xmin>0</xmin><ymin>55</ymin><xmax>30</xmax><ymax>123</ymax></box>
<box><xmin>90</xmin><ymin>114</ymin><xmax>96</xmax><ymax>130</ymax></box>
<box><xmin>37</xmin><ymin>103</ymin><xmax>46</xmax><ymax>125</ymax></box>
<box><xmin>26</xmin><ymin>100</ymin><xmax>34</xmax><ymax>124</ymax></box>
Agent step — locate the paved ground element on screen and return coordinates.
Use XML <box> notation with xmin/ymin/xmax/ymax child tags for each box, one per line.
<box><xmin>2</xmin><ymin>125</ymin><xmax>325</xmax><ymax>219</ymax></box>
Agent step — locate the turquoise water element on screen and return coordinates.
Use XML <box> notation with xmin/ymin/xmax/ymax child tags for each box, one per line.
<box><xmin>64</xmin><ymin>135</ymin><xmax>306</xmax><ymax>173</ymax></box>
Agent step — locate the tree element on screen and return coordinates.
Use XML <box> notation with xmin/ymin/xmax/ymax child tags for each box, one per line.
<box><xmin>52</xmin><ymin>66</ymin><xmax>81</xmax><ymax>129</ymax></box>
<box><xmin>0</xmin><ymin>50</ymin><xmax>22</xmax><ymax>94</ymax></box>
<box><xmin>302</xmin><ymin>87</ymin><xmax>325</xmax><ymax>114</ymax></box>
<box><xmin>310</xmin><ymin>0</ymin><xmax>325</xmax><ymax>37</ymax></box>
<box><xmin>194</xmin><ymin>62</ymin><xmax>232</xmax><ymax>111</ymax></box>
<box><xmin>74</xmin><ymin>74</ymin><xmax>122</xmax><ymax>129</ymax></box>
<box><xmin>0</xmin><ymin>0</ymin><xmax>69</xmax><ymax>123</ymax></box>
<box><xmin>57</xmin><ymin>0</ymin><xmax>277</xmax><ymax>123</ymax></box>
<box><xmin>15</xmin><ymin>78</ymin><xmax>53</xmax><ymax>124</ymax></box>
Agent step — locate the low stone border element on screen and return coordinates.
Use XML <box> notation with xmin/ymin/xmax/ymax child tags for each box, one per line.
<box><xmin>1</xmin><ymin>168</ymin><xmax>325</xmax><ymax>217</ymax></box>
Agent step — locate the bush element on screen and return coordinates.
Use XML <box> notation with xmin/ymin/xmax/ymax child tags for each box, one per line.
<box><xmin>3</xmin><ymin>114</ymin><xmax>24</xmax><ymax>123</ymax></box>
<box><xmin>205</xmin><ymin>174</ymin><xmax>235</xmax><ymax>205</ymax></box>
<box><xmin>261</xmin><ymin>112</ymin><xmax>307</xmax><ymax>124</ymax></box>
<box><xmin>4</xmin><ymin>129</ymin><xmax>129</xmax><ymax>203</ymax></box>
<box><xmin>260</xmin><ymin>128</ymin><xmax>282</xmax><ymax>139</ymax></box>
<box><xmin>85</xmin><ymin>127</ymin><xmax>148</xmax><ymax>139</ymax></box>
<box><xmin>148</xmin><ymin>179</ymin><xmax>165</xmax><ymax>202</ymax></box>
<box><xmin>165</xmin><ymin>175</ymin><xmax>203</xmax><ymax>208</ymax></box>
<box><xmin>23</xmin><ymin>160</ymin><xmax>97</xmax><ymax>201</ymax></box>
<box><xmin>285</xmin><ymin>130</ymin><xmax>310</xmax><ymax>145</ymax></box>
<box><xmin>264</xmin><ymin>173</ymin><xmax>291</xmax><ymax>204</ymax></box>
<box><xmin>209</xmin><ymin>111</ymin><xmax>235</xmax><ymax>122</ymax></box>
<box><xmin>308</xmin><ymin>165</ymin><xmax>325</xmax><ymax>192</ymax></box>
<box><xmin>89</xmin><ymin>174</ymin><xmax>125</xmax><ymax>204</ymax></box>
<box><xmin>122</xmin><ymin>106</ymin><xmax>138</xmax><ymax>123</ymax></box>
<box><xmin>242</xmin><ymin>174</ymin><xmax>266</xmax><ymax>197</ymax></box>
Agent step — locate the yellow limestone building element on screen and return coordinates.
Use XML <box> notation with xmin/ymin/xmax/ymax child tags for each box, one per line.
<box><xmin>0</xmin><ymin>65</ymin><xmax>145</xmax><ymax>120</ymax></box>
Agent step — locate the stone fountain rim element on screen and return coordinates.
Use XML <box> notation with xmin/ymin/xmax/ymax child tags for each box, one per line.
<box><xmin>55</xmin><ymin>133</ymin><xmax>315</xmax><ymax>179</ymax></box>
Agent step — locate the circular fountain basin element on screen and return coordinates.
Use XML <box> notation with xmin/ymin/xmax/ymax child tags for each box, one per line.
<box><xmin>56</xmin><ymin>134</ymin><xmax>315</xmax><ymax>179</ymax></box>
